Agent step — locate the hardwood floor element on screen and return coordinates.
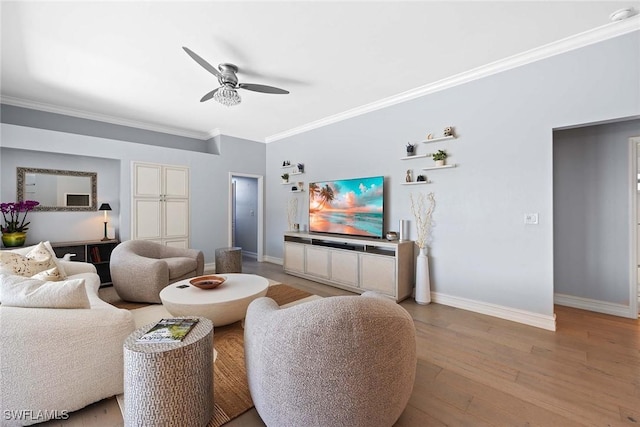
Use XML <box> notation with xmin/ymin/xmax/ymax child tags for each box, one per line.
<box><xmin>43</xmin><ymin>258</ymin><xmax>640</xmax><ymax>426</ymax></box>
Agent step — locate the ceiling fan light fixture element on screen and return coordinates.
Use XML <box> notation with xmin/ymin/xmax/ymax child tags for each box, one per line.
<box><xmin>213</xmin><ymin>85</ymin><xmax>241</xmax><ymax>107</ymax></box>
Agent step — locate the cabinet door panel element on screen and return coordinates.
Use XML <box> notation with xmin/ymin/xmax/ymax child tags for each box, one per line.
<box><xmin>305</xmin><ymin>246</ymin><xmax>330</xmax><ymax>278</ymax></box>
<box><xmin>164</xmin><ymin>199</ymin><xmax>189</xmax><ymax>238</ymax></box>
<box><xmin>164</xmin><ymin>239</ymin><xmax>189</xmax><ymax>249</ymax></box>
<box><xmin>360</xmin><ymin>254</ymin><xmax>396</xmax><ymax>296</ymax></box>
<box><xmin>284</xmin><ymin>243</ymin><xmax>305</xmax><ymax>273</ymax></box>
<box><xmin>164</xmin><ymin>167</ymin><xmax>189</xmax><ymax>198</ymax></box>
<box><xmin>134</xmin><ymin>199</ymin><xmax>162</xmax><ymax>239</ymax></box>
<box><xmin>134</xmin><ymin>163</ymin><xmax>161</xmax><ymax>197</ymax></box>
<box><xmin>330</xmin><ymin>250</ymin><xmax>359</xmax><ymax>286</ymax></box>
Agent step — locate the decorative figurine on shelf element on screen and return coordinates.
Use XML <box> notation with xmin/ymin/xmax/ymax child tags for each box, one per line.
<box><xmin>282</xmin><ymin>160</ymin><xmax>291</xmax><ymax>167</ymax></box>
<box><xmin>296</xmin><ymin>163</ymin><xmax>304</xmax><ymax>173</ymax></box>
<box><xmin>405</xmin><ymin>169</ymin><xmax>412</xmax><ymax>182</ymax></box>
<box><xmin>406</xmin><ymin>143</ymin><xmax>416</xmax><ymax>156</ymax></box>
<box><xmin>426</xmin><ymin>133</ymin><xmax>434</xmax><ymax>140</ymax></box>
<box><xmin>443</xmin><ymin>126</ymin><xmax>454</xmax><ymax>137</ymax></box>
<box><xmin>291</xmin><ymin>186</ymin><xmax>298</xmax><ymax>191</ymax></box>
<box><xmin>416</xmin><ymin>175</ymin><xmax>426</xmax><ymax>182</ymax></box>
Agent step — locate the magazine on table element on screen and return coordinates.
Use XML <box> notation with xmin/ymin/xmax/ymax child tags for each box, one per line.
<box><xmin>136</xmin><ymin>318</ymin><xmax>199</xmax><ymax>343</ymax></box>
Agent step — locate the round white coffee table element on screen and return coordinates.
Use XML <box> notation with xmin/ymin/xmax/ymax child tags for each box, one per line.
<box><xmin>159</xmin><ymin>273</ymin><xmax>269</xmax><ymax>326</ymax></box>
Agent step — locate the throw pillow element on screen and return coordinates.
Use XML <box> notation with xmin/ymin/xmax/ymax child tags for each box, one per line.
<box><xmin>0</xmin><ymin>274</ymin><xmax>90</xmax><ymax>309</ymax></box>
<box><xmin>4</xmin><ymin>241</ymin><xmax>68</xmax><ymax>279</ymax></box>
<box><xmin>0</xmin><ymin>242</ymin><xmax>64</xmax><ymax>280</ymax></box>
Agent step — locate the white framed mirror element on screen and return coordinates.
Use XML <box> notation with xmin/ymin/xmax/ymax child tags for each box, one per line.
<box><xmin>17</xmin><ymin>167</ymin><xmax>97</xmax><ymax>211</ymax></box>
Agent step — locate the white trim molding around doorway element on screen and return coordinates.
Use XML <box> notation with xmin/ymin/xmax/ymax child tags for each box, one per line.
<box><xmin>228</xmin><ymin>173</ymin><xmax>264</xmax><ymax>262</ymax></box>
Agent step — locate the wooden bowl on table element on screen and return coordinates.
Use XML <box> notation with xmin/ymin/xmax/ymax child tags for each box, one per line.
<box><xmin>189</xmin><ymin>275</ymin><xmax>226</xmax><ymax>290</ymax></box>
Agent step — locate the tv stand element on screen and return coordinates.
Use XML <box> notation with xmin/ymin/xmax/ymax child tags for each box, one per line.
<box><xmin>283</xmin><ymin>232</ymin><xmax>414</xmax><ymax>301</ymax></box>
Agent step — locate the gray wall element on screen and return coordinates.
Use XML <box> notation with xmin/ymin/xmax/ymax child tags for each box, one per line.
<box><xmin>554</xmin><ymin>120</ymin><xmax>640</xmax><ymax>304</ymax></box>
<box><xmin>1</xmin><ymin>148</ymin><xmax>120</xmax><ymax>241</ymax></box>
<box><xmin>0</xmin><ymin>122</ymin><xmax>265</xmax><ymax>264</ymax></box>
<box><xmin>233</xmin><ymin>176</ymin><xmax>258</xmax><ymax>255</ymax></box>
<box><xmin>265</xmin><ymin>32</ymin><xmax>640</xmax><ymax>316</ymax></box>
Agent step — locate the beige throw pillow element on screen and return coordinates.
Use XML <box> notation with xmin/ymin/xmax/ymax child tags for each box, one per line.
<box><xmin>3</xmin><ymin>241</ymin><xmax>68</xmax><ymax>279</ymax></box>
<box><xmin>0</xmin><ymin>242</ymin><xmax>64</xmax><ymax>280</ymax></box>
<box><xmin>0</xmin><ymin>274</ymin><xmax>90</xmax><ymax>309</ymax></box>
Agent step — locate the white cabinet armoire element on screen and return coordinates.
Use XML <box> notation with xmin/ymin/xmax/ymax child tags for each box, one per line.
<box><xmin>132</xmin><ymin>162</ymin><xmax>190</xmax><ymax>248</ymax></box>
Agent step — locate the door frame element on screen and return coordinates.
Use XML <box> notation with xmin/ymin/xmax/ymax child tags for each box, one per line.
<box><xmin>228</xmin><ymin>172</ymin><xmax>264</xmax><ymax>262</ymax></box>
<box><xmin>629</xmin><ymin>137</ymin><xmax>640</xmax><ymax>317</ymax></box>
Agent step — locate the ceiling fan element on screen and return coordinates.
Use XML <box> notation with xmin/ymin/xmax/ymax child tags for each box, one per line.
<box><xmin>183</xmin><ymin>46</ymin><xmax>289</xmax><ymax>107</ymax></box>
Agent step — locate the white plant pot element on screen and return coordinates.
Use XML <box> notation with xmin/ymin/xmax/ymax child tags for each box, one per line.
<box><xmin>435</xmin><ymin>159</ymin><xmax>445</xmax><ymax>167</ymax></box>
<box><xmin>415</xmin><ymin>247</ymin><xmax>431</xmax><ymax>305</ymax></box>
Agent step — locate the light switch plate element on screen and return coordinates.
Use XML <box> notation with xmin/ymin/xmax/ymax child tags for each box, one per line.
<box><xmin>524</xmin><ymin>213</ymin><xmax>539</xmax><ymax>225</ymax></box>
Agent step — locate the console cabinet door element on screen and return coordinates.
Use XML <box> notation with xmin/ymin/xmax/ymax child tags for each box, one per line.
<box><xmin>359</xmin><ymin>253</ymin><xmax>396</xmax><ymax>296</ymax></box>
<box><xmin>330</xmin><ymin>250</ymin><xmax>359</xmax><ymax>287</ymax></box>
<box><xmin>305</xmin><ymin>246</ymin><xmax>330</xmax><ymax>278</ymax></box>
<box><xmin>284</xmin><ymin>242</ymin><xmax>305</xmax><ymax>273</ymax></box>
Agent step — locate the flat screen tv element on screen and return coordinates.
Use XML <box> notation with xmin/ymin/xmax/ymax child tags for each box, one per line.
<box><xmin>309</xmin><ymin>175</ymin><xmax>384</xmax><ymax>238</ymax></box>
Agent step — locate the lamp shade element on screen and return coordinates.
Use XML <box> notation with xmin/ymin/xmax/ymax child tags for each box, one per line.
<box><xmin>99</xmin><ymin>203</ymin><xmax>112</xmax><ymax>211</ymax></box>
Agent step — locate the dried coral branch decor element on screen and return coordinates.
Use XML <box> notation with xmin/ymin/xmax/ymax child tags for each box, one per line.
<box><xmin>409</xmin><ymin>192</ymin><xmax>435</xmax><ymax>304</ymax></box>
<box><xmin>287</xmin><ymin>198</ymin><xmax>298</xmax><ymax>231</ymax></box>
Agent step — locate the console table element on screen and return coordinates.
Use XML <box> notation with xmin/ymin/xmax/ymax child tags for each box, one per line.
<box><xmin>50</xmin><ymin>240</ymin><xmax>119</xmax><ymax>287</ymax></box>
<box><xmin>283</xmin><ymin>232</ymin><xmax>414</xmax><ymax>301</ymax></box>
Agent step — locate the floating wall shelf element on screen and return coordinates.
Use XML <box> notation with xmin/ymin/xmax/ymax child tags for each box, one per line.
<box><xmin>400</xmin><ymin>154</ymin><xmax>432</xmax><ymax>160</ymax></box>
<box><xmin>401</xmin><ymin>181</ymin><xmax>431</xmax><ymax>185</ymax></box>
<box><xmin>421</xmin><ymin>135</ymin><xmax>455</xmax><ymax>143</ymax></box>
<box><xmin>422</xmin><ymin>164</ymin><xmax>456</xmax><ymax>171</ymax></box>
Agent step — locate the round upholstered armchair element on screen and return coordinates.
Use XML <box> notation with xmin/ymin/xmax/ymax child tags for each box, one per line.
<box><xmin>110</xmin><ymin>240</ymin><xmax>204</xmax><ymax>303</ymax></box>
<box><xmin>244</xmin><ymin>291</ymin><xmax>416</xmax><ymax>427</ymax></box>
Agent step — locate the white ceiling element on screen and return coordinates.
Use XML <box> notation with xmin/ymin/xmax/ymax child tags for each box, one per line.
<box><xmin>1</xmin><ymin>1</ymin><xmax>637</xmax><ymax>142</ymax></box>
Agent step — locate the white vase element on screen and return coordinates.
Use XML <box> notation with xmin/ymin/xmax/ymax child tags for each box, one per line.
<box><xmin>415</xmin><ymin>247</ymin><xmax>431</xmax><ymax>305</ymax></box>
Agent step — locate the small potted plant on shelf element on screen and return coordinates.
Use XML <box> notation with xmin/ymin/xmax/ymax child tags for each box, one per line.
<box><xmin>281</xmin><ymin>173</ymin><xmax>290</xmax><ymax>183</ymax></box>
<box><xmin>432</xmin><ymin>150</ymin><xmax>447</xmax><ymax>167</ymax></box>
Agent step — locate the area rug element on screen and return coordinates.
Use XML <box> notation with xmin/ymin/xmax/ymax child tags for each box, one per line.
<box><xmin>116</xmin><ymin>284</ymin><xmax>320</xmax><ymax>426</ymax></box>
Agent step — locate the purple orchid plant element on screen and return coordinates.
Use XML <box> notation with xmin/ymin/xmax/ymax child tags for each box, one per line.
<box><xmin>0</xmin><ymin>200</ymin><xmax>40</xmax><ymax>233</ymax></box>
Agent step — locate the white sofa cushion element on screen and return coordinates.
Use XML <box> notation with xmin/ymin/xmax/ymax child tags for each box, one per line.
<box><xmin>0</xmin><ymin>274</ymin><xmax>90</xmax><ymax>309</ymax></box>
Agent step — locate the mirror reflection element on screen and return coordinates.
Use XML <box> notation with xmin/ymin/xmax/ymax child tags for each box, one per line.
<box><xmin>17</xmin><ymin>167</ymin><xmax>97</xmax><ymax>211</ymax></box>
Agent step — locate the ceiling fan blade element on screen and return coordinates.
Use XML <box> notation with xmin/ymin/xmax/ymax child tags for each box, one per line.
<box><xmin>200</xmin><ymin>88</ymin><xmax>219</xmax><ymax>102</ymax></box>
<box><xmin>238</xmin><ymin>83</ymin><xmax>289</xmax><ymax>94</ymax></box>
<box><xmin>183</xmin><ymin>47</ymin><xmax>222</xmax><ymax>78</ymax></box>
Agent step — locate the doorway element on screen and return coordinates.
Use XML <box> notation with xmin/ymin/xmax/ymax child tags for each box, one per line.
<box><xmin>229</xmin><ymin>173</ymin><xmax>264</xmax><ymax>261</ymax></box>
<box><xmin>553</xmin><ymin>122</ymin><xmax>639</xmax><ymax>319</ymax></box>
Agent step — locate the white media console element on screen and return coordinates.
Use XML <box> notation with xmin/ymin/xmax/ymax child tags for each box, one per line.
<box><xmin>283</xmin><ymin>232</ymin><xmax>414</xmax><ymax>302</ymax></box>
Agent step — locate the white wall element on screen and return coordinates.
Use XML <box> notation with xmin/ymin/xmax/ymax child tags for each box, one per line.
<box><xmin>265</xmin><ymin>32</ymin><xmax>640</xmax><ymax>320</ymax></box>
<box><xmin>554</xmin><ymin>120</ymin><xmax>640</xmax><ymax>305</ymax></box>
<box><xmin>0</xmin><ymin>125</ymin><xmax>265</xmax><ymax>264</ymax></box>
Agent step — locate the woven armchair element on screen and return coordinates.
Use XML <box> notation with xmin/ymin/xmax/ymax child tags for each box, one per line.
<box><xmin>110</xmin><ymin>240</ymin><xmax>204</xmax><ymax>303</ymax></box>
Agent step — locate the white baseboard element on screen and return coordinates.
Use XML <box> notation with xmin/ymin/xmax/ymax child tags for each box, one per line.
<box><xmin>554</xmin><ymin>293</ymin><xmax>634</xmax><ymax>318</ymax></box>
<box><xmin>263</xmin><ymin>256</ymin><xmax>283</xmax><ymax>265</ymax></box>
<box><xmin>242</xmin><ymin>251</ymin><xmax>257</xmax><ymax>259</ymax></box>
<box><xmin>204</xmin><ymin>262</ymin><xmax>216</xmax><ymax>274</ymax></box>
<box><xmin>432</xmin><ymin>291</ymin><xmax>557</xmax><ymax>331</ymax></box>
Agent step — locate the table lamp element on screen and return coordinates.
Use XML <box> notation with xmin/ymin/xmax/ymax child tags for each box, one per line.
<box><xmin>99</xmin><ymin>203</ymin><xmax>112</xmax><ymax>241</ymax></box>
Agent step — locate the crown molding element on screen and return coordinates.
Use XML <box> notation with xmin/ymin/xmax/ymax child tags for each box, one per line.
<box><xmin>0</xmin><ymin>96</ymin><xmax>212</xmax><ymax>140</ymax></box>
<box><xmin>265</xmin><ymin>16</ymin><xmax>640</xmax><ymax>143</ymax></box>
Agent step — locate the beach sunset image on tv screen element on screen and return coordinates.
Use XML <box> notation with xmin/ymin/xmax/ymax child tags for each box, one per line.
<box><xmin>309</xmin><ymin>176</ymin><xmax>384</xmax><ymax>238</ymax></box>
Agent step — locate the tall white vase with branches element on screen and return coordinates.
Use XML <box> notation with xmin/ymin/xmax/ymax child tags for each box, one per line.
<box><xmin>287</xmin><ymin>198</ymin><xmax>298</xmax><ymax>231</ymax></box>
<box><xmin>410</xmin><ymin>192</ymin><xmax>435</xmax><ymax>305</ymax></box>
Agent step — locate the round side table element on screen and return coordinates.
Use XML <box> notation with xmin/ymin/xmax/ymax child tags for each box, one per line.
<box><xmin>215</xmin><ymin>247</ymin><xmax>242</xmax><ymax>273</ymax></box>
<box><xmin>123</xmin><ymin>316</ymin><xmax>213</xmax><ymax>427</ymax></box>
